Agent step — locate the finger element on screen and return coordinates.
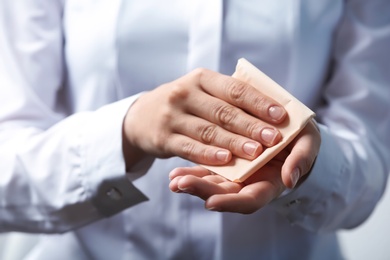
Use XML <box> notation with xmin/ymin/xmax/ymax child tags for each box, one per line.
<box><xmin>169</xmin><ymin>166</ymin><xmax>232</xmax><ymax>193</ymax></box>
<box><xmin>172</xmin><ymin>114</ymin><xmax>267</xmax><ymax>159</ymax></box>
<box><xmin>205</xmin><ymin>162</ymin><xmax>285</xmax><ymax>213</ymax></box>
<box><xmin>194</xmin><ymin>69</ymin><xmax>287</xmax><ymax>123</ymax></box>
<box><xmin>170</xmin><ymin>167</ymin><xmax>232</xmax><ymax>185</ymax></box>
<box><xmin>165</xmin><ymin>134</ymin><xmax>232</xmax><ymax>165</ymax></box>
<box><xmin>175</xmin><ymin>175</ymin><xmax>242</xmax><ymax>201</ymax></box>
<box><xmin>169</xmin><ymin>176</ymin><xmax>183</xmax><ymax>193</ymax></box>
<box><xmin>205</xmin><ymin>182</ymin><xmax>278</xmax><ymax>214</ymax></box>
<box><xmin>169</xmin><ymin>166</ymin><xmax>211</xmax><ymax>180</ymax></box>
<box><xmin>281</xmin><ymin>121</ymin><xmax>321</xmax><ymax>189</ymax></box>
<box><xmin>182</xmin><ymin>94</ymin><xmax>282</xmax><ymax>147</ymax></box>
<box><xmin>202</xmin><ymin>175</ymin><xmax>229</xmax><ymax>184</ymax></box>
<box><xmin>205</xmin><ymin>194</ymin><xmax>255</xmax><ymax>213</ymax></box>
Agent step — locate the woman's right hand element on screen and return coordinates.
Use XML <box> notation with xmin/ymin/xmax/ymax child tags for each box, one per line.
<box><xmin>122</xmin><ymin>68</ymin><xmax>287</xmax><ymax>169</ymax></box>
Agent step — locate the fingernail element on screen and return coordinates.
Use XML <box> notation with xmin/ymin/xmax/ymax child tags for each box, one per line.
<box><xmin>177</xmin><ymin>178</ymin><xmax>194</xmax><ymax>194</ymax></box>
<box><xmin>269</xmin><ymin>106</ymin><xmax>285</xmax><ymax>121</ymax></box>
<box><xmin>206</xmin><ymin>206</ymin><xmax>220</xmax><ymax>211</ymax></box>
<box><xmin>260</xmin><ymin>128</ymin><xmax>279</xmax><ymax>145</ymax></box>
<box><xmin>243</xmin><ymin>142</ymin><xmax>260</xmax><ymax>156</ymax></box>
<box><xmin>216</xmin><ymin>150</ymin><xmax>230</xmax><ymax>162</ymax></box>
<box><xmin>291</xmin><ymin>168</ymin><xmax>300</xmax><ymax>188</ymax></box>
<box><xmin>180</xmin><ymin>187</ymin><xmax>194</xmax><ymax>194</ymax></box>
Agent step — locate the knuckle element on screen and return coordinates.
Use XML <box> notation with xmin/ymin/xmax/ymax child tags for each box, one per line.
<box><xmin>199</xmin><ymin>124</ymin><xmax>218</xmax><ymax>144</ymax></box>
<box><xmin>225</xmin><ymin>137</ymin><xmax>240</xmax><ymax>153</ymax></box>
<box><xmin>181</xmin><ymin>141</ymin><xmax>197</xmax><ymax>158</ymax></box>
<box><xmin>151</xmin><ymin>131</ymin><xmax>168</xmax><ymax>152</ymax></box>
<box><xmin>160</xmin><ymin>105</ymin><xmax>174</xmax><ymax>123</ymax></box>
<box><xmin>167</xmin><ymin>83</ymin><xmax>190</xmax><ymax>104</ymax></box>
<box><xmin>252</xmin><ymin>95</ymin><xmax>269</xmax><ymax>113</ymax></box>
<box><xmin>246</xmin><ymin>122</ymin><xmax>262</xmax><ymax>139</ymax></box>
<box><xmin>214</xmin><ymin>105</ymin><xmax>237</xmax><ymax>127</ymax></box>
<box><xmin>192</xmin><ymin>67</ymin><xmax>210</xmax><ymax>83</ymax></box>
<box><xmin>227</xmin><ymin>81</ymin><xmax>247</xmax><ymax>102</ymax></box>
<box><xmin>192</xmin><ymin>67</ymin><xmax>208</xmax><ymax>77</ymax></box>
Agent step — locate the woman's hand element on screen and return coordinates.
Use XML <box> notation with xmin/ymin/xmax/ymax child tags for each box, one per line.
<box><xmin>123</xmin><ymin>68</ymin><xmax>287</xmax><ymax>168</ymax></box>
<box><xmin>168</xmin><ymin>120</ymin><xmax>321</xmax><ymax>214</ymax></box>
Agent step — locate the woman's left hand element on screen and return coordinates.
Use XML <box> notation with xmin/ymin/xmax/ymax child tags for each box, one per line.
<box><xmin>169</xmin><ymin>120</ymin><xmax>321</xmax><ymax>214</ymax></box>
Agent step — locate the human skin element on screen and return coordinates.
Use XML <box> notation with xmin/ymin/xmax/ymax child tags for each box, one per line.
<box><xmin>123</xmin><ymin>68</ymin><xmax>287</xmax><ymax>169</ymax></box>
<box><xmin>122</xmin><ymin>68</ymin><xmax>321</xmax><ymax>213</ymax></box>
<box><xmin>169</xmin><ymin>120</ymin><xmax>321</xmax><ymax>214</ymax></box>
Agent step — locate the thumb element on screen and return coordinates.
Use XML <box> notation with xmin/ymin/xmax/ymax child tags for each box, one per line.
<box><xmin>281</xmin><ymin>121</ymin><xmax>321</xmax><ymax>189</ymax></box>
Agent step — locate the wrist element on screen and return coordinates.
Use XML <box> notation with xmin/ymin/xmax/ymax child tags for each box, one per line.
<box><xmin>122</xmin><ymin>121</ymin><xmax>148</xmax><ymax>172</ymax></box>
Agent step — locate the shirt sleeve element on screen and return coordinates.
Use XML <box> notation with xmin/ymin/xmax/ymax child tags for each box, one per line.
<box><xmin>271</xmin><ymin>0</ymin><xmax>390</xmax><ymax>231</ymax></box>
<box><xmin>0</xmin><ymin>0</ymin><xmax>148</xmax><ymax>234</ymax></box>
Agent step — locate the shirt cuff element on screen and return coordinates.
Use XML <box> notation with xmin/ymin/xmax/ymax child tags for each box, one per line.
<box><xmin>270</xmin><ymin>124</ymin><xmax>345</xmax><ymax>230</ymax></box>
<box><xmin>81</xmin><ymin>94</ymin><xmax>151</xmax><ymax>217</ymax></box>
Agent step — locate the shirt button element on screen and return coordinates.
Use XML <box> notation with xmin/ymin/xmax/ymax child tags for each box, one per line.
<box><xmin>285</xmin><ymin>199</ymin><xmax>301</xmax><ymax>207</ymax></box>
<box><xmin>106</xmin><ymin>187</ymin><xmax>123</xmax><ymax>200</ymax></box>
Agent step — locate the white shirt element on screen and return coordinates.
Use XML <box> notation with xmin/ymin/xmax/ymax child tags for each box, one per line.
<box><xmin>1</xmin><ymin>0</ymin><xmax>390</xmax><ymax>259</ymax></box>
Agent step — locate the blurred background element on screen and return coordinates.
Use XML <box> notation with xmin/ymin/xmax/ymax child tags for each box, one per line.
<box><xmin>338</xmin><ymin>177</ymin><xmax>390</xmax><ymax>260</ymax></box>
